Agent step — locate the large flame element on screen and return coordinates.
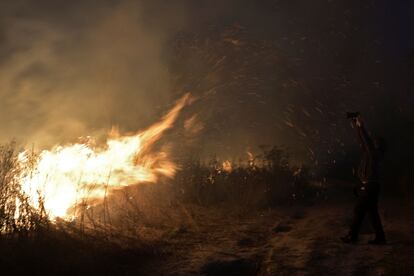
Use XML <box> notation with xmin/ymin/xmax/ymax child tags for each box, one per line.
<box><xmin>18</xmin><ymin>93</ymin><xmax>193</xmax><ymax>219</ymax></box>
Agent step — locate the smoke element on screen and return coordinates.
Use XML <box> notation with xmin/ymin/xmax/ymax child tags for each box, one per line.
<box><xmin>0</xmin><ymin>0</ymin><xmax>413</xmax><ymax>180</ymax></box>
<box><xmin>0</xmin><ymin>0</ymin><xmax>188</xmax><ymax>148</ymax></box>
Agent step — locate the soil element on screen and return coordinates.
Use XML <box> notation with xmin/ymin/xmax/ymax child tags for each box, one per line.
<box><xmin>158</xmin><ymin>200</ymin><xmax>414</xmax><ymax>275</ymax></box>
<box><xmin>1</xmin><ymin>195</ymin><xmax>413</xmax><ymax>275</ymax></box>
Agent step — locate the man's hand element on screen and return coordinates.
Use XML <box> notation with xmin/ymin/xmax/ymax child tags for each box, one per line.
<box><xmin>355</xmin><ymin>116</ymin><xmax>363</xmax><ymax>127</ymax></box>
<box><xmin>351</xmin><ymin>116</ymin><xmax>363</xmax><ymax>128</ymax></box>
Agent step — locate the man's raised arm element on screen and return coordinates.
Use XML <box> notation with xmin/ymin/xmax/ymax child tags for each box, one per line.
<box><xmin>353</xmin><ymin>116</ymin><xmax>374</xmax><ymax>154</ymax></box>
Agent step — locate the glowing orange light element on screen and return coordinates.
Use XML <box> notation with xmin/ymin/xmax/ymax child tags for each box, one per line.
<box><xmin>18</xmin><ymin>93</ymin><xmax>193</xmax><ymax>219</ymax></box>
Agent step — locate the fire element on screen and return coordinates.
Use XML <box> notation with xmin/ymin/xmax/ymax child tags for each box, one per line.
<box><xmin>18</xmin><ymin>93</ymin><xmax>193</xmax><ymax>219</ymax></box>
<box><xmin>222</xmin><ymin>160</ymin><xmax>232</xmax><ymax>173</ymax></box>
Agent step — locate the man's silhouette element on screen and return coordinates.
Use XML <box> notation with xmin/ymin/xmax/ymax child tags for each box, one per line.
<box><xmin>341</xmin><ymin>114</ymin><xmax>386</xmax><ymax>245</ymax></box>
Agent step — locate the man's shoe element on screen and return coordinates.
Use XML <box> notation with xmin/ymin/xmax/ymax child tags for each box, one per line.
<box><xmin>368</xmin><ymin>238</ymin><xmax>387</xmax><ymax>245</ymax></box>
<box><xmin>341</xmin><ymin>235</ymin><xmax>357</xmax><ymax>244</ymax></box>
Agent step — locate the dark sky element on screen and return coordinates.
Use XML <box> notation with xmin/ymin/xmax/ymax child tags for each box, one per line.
<box><xmin>0</xmin><ymin>0</ymin><xmax>413</xmax><ymax>173</ymax></box>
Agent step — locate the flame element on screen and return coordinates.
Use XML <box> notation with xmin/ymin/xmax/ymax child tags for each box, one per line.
<box><xmin>18</xmin><ymin>93</ymin><xmax>193</xmax><ymax>219</ymax></box>
<box><xmin>222</xmin><ymin>160</ymin><xmax>232</xmax><ymax>173</ymax></box>
<box><xmin>246</xmin><ymin>151</ymin><xmax>255</xmax><ymax>167</ymax></box>
<box><xmin>246</xmin><ymin>151</ymin><xmax>254</xmax><ymax>161</ymax></box>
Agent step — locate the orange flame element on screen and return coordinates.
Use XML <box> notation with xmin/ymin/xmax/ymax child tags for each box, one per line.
<box><xmin>18</xmin><ymin>93</ymin><xmax>193</xmax><ymax>219</ymax></box>
<box><xmin>222</xmin><ymin>160</ymin><xmax>232</xmax><ymax>173</ymax></box>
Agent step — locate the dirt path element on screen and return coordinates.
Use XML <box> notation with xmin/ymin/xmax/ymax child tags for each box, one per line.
<box><xmin>159</xmin><ymin>202</ymin><xmax>414</xmax><ymax>275</ymax></box>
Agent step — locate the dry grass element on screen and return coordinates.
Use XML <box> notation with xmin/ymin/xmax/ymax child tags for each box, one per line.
<box><xmin>0</xmin><ymin>142</ymin><xmax>48</xmax><ymax>236</ymax></box>
<box><xmin>172</xmin><ymin>146</ymin><xmax>322</xmax><ymax>209</ymax></box>
<box><xmin>0</xmin><ymin>142</ymin><xmax>325</xmax><ymax>275</ymax></box>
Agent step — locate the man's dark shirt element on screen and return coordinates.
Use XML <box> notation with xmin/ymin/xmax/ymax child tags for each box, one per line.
<box><xmin>356</xmin><ymin>124</ymin><xmax>381</xmax><ymax>184</ymax></box>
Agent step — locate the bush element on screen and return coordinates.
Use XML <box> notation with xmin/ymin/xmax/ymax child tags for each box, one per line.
<box><xmin>0</xmin><ymin>142</ymin><xmax>47</xmax><ymax>236</ymax></box>
<box><xmin>172</xmin><ymin>146</ymin><xmax>321</xmax><ymax>209</ymax></box>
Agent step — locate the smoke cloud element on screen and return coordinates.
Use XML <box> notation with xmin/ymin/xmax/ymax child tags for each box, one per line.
<box><xmin>0</xmin><ymin>1</ymin><xmax>187</xmax><ymax>148</ymax></box>
<box><xmin>0</xmin><ymin>0</ymin><xmax>413</xmax><ymax>177</ymax></box>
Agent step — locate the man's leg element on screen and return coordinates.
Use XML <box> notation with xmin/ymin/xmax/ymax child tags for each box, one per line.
<box><xmin>368</xmin><ymin>194</ymin><xmax>386</xmax><ymax>243</ymax></box>
<box><xmin>348</xmin><ymin>196</ymin><xmax>368</xmax><ymax>241</ymax></box>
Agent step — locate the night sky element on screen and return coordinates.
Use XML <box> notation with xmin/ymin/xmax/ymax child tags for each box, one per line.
<box><xmin>0</xmin><ymin>0</ymin><xmax>413</xmax><ymax>177</ymax></box>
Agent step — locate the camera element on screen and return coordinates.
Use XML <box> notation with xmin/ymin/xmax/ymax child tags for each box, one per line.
<box><xmin>346</xmin><ymin>112</ymin><xmax>360</xmax><ymax>119</ymax></box>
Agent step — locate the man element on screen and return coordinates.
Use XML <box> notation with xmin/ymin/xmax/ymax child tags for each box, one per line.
<box><xmin>341</xmin><ymin>114</ymin><xmax>386</xmax><ymax>245</ymax></box>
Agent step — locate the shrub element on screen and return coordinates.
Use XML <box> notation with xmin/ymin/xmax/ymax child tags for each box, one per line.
<box><xmin>172</xmin><ymin>146</ymin><xmax>320</xmax><ymax>209</ymax></box>
<box><xmin>0</xmin><ymin>142</ymin><xmax>47</xmax><ymax>236</ymax></box>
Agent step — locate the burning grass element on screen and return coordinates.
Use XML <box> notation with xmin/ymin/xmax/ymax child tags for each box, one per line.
<box><xmin>0</xmin><ymin>92</ymin><xmax>324</xmax><ymax>239</ymax></box>
<box><xmin>0</xmin><ymin>96</ymin><xmax>325</xmax><ymax>274</ymax></box>
<box><xmin>0</xmin><ymin>139</ymin><xmax>323</xmax><ymax>235</ymax></box>
<box><xmin>16</xmin><ymin>93</ymin><xmax>193</xmax><ymax>220</ymax></box>
<box><xmin>0</xmin><ymin>142</ymin><xmax>48</xmax><ymax>236</ymax></box>
<box><xmin>0</xmin><ymin>140</ymin><xmax>340</xmax><ymax>275</ymax></box>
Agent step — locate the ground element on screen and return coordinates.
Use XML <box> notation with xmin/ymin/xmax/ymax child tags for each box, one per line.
<box><xmin>158</xmin><ymin>200</ymin><xmax>414</xmax><ymax>276</ymax></box>
<box><xmin>0</xmin><ymin>191</ymin><xmax>413</xmax><ymax>275</ymax></box>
